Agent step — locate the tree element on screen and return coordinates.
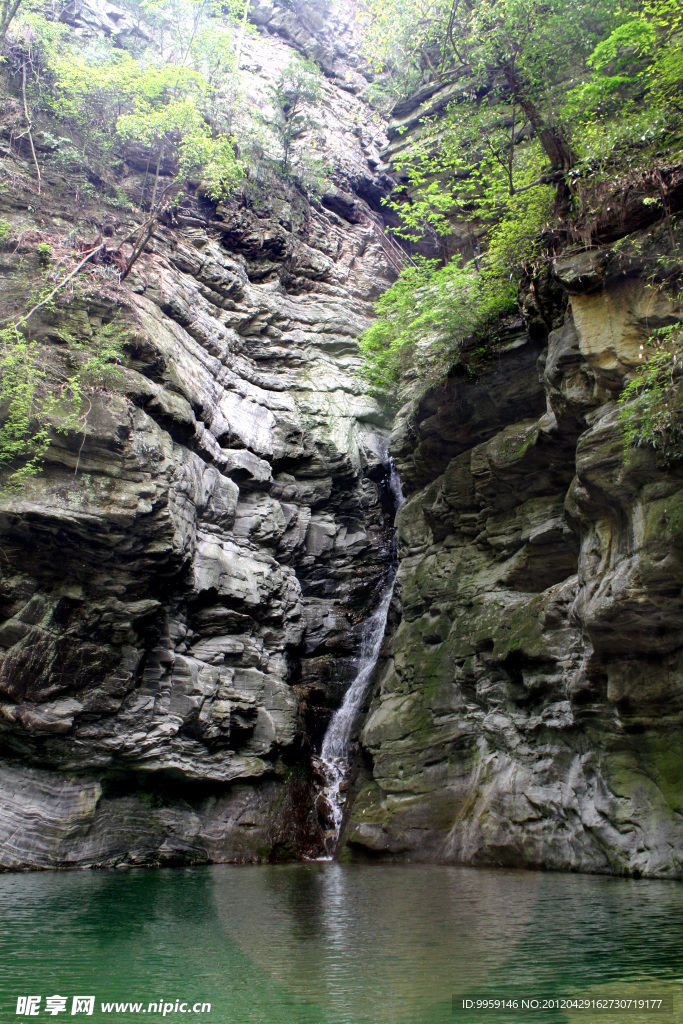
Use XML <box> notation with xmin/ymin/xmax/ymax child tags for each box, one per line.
<box><xmin>357</xmin><ymin>0</ymin><xmax>683</xmax><ymax>405</ymax></box>
<box><xmin>269</xmin><ymin>55</ymin><xmax>323</xmax><ymax>176</ymax></box>
<box><xmin>360</xmin><ymin>0</ymin><xmax>624</xmax><ymax>191</ymax></box>
<box><xmin>563</xmin><ymin>0</ymin><xmax>683</xmax><ymax>166</ymax></box>
<box><xmin>9</xmin><ymin>7</ymin><xmax>245</xmax><ymax>275</ymax></box>
<box><xmin>359</xmin><ymin>180</ymin><xmax>553</xmax><ymax>402</ymax></box>
<box><xmin>10</xmin><ymin>0</ymin><xmax>250</xmax><ymax>193</ymax></box>
<box><xmin>114</xmin><ymin>85</ymin><xmax>242</xmax><ymax>276</ymax></box>
<box><xmin>114</xmin><ymin>66</ymin><xmax>225</xmax><ymax>204</ymax></box>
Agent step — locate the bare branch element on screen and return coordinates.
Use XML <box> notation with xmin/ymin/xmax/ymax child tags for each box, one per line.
<box><xmin>21</xmin><ymin>61</ymin><xmax>41</xmax><ymax>195</ymax></box>
<box><xmin>511</xmin><ymin>170</ymin><xmax>565</xmax><ymax>194</ymax></box>
<box><xmin>120</xmin><ymin>221</ymin><xmax>156</xmax><ymax>281</ymax></box>
<box><xmin>446</xmin><ymin>0</ymin><xmax>469</xmax><ymax>66</ymax></box>
<box><xmin>12</xmin><ymin>244</ymin><xmax>106</xmax><ymax>327</ymax></box>
<box><xmin>74</xmin><ymin>396</ymin><xmax>92</xmax><ymax>476</ymax></box>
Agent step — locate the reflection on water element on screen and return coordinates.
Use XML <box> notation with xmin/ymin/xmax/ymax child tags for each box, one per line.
<box><xmin>0</xmin><ymin>864</ymin><xmax>681</xmax><ymax>1024</ymax></box>
<box><xmin>212</xmin><ymin>863</ymin><xmax>539</xmax><ymax>1019</ymax></box>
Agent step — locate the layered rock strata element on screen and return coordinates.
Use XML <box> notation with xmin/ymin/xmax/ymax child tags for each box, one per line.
<box><xmin>0</xmin><ymin>0</ymin><xmax>398</xmax><ymax>868</ymax></box>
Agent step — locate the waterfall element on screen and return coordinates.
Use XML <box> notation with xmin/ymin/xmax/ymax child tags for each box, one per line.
<box><xmin>316</xmin><ymin>458</ymin><xmax>403</xmax><ymax>857</ymax></box>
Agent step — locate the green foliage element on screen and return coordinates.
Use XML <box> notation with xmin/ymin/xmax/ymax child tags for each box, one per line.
<box><xmin>486</xmin><ymin>185</ymin><xmax>554</xmax><ymax>278</ymax></box>
<box><xmin>0</xmin><ymin>327</ymin><xmax>52</xmax><ymax>489</ymax></box>
<box><xmin>0</xmin><ymin>311</ymin><xmax>128</xmax><ymax>489</ymax></box>
<box><xmin>128</xmin><ymin>0</ymin><xmax>247</xmax><ymax>65</ymax></box>
<box><xmin>6</xmin><ymin>0</ymin><xmax>332</xmax><ymax>209</ymax></box>
<box><xmin>116</xmin><ymin>87</ymin><xmax>243</xmax><ymax>202</ymax></box>
<box><xmin>389</xmin><ymin>107</ymin><xmax>552</xmax><ymax>242</ymax></box>
<box><xmin>48</xmin><ymin>46</ymin><xmax>245</xmax><ymax>202</ymax></box>
<box><xmin>359</xmin><ymin>0</ymin><xmax>681</xmax><ymax>248</ymax></box>
<box><xmin>49</xmin><ymin>45</ymin><xmax>156</xmax><ymax>134</ymax></box>
<box><xmin>62</xmin><ymin>318</ymin><xmax>128</xmax><ymax>389</ymax></box>
<box><xmin>10</xmin><ymin>0</ymin><xmax>247</xmax><ymax>204</ymax></box>
<box><xmin>360</xmin><ymin>0</ymin><xmax>624</xmax><ymax>175</ymax></box>
<box><xmin>36</xmin><ymin>241</ymin><xmax>51</xmax><ymax>266</ymax></box>
<box><xmin>360</xmin><ymin>0</ymin><xmax>666</xmax><ymax>250</ymax></box>
<box><xmin>356</xmin><ymin>0</ymin><xmax>682</xmax><ymax>405</ymax></box>
<box><xmin>358</xmin><ymin>253</ymin><xmax>495</xmax><ymax>401</ymax></box>
<box><xmin>563</xmin><ymin>2</ymin><xmax>683</xmax><ymax>168</ymax></box>
<box><xmin>360</xmin><ymin>184</ymin><xmax>552</xmax><ymax>402</ymax></box>
<box><xmin>356</xmin><ymin>0</ymin><xmax>633</xmax><ymax>372</ymax></box>
<box><xmin>619</xmin><ymin>321</ymin><xmax>683</xmax><ymax>466</ymax></box>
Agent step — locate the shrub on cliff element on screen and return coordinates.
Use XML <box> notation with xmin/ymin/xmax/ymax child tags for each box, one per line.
<box><xmin>267</xmin><ymin>55</ymin><xmax>324</xmax><ymax>179</ymax></box>
<box><xmin>5</xmin><ymin>0</ymin><xmax>249</xmax><ymax>205</ymax></box>
<box><xmin>619</xmin><ymin>317</ymin><xmax>683</xmax><ymax>467</ymax></box>
<box><xmin>359</xmin><ymin>180</ymin><xmax>553</xmax><ymax>402</ymax></box>
<box><xmin>0</xmin><ymin>307</ymin><xmax>129</xmax><ymax>490</ymax></box>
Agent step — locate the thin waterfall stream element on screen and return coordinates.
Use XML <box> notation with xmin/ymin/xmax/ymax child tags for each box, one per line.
<box><xmin>316</xmin><ymin>459</ymin><xmax>404</xmax><ymax>858</ymax></box>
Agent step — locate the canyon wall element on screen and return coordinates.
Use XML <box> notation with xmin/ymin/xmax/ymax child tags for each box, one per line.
<box><xmin>0</xmin><ymin>0</ymin><xmax>398</xmax><ymax>867</ymax></box>
<box><xmin>1</xmin><ymin>0</ymin><xmax>682</xmax><ymax>879</ymax></box>
<box><xmin>346</xmin><ymin>217</ymin><xmax>683</xmax><ymax>877</ymax></box>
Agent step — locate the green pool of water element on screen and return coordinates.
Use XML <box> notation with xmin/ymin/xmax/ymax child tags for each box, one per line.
<box><xmin>0</xmin><ymin>863</ymin><xmax>681</xmax><ymax>1024</ymax></box>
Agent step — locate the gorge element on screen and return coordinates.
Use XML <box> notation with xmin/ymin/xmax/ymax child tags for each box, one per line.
<box><xmin>0</xmin><ymin>0</ymin><xmax>682</xmax><ymax>884</ymax></box>
<box><xmin>317</xmin><ymin>456</ymin><xmax>401</xmax><ymax>854</ymax></box>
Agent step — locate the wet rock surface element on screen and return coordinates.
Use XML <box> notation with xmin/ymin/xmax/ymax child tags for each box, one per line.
<box><xmin>345</xmin><ymin>227</ymin><xmax>683</xmax><ymax>878</ymax></box>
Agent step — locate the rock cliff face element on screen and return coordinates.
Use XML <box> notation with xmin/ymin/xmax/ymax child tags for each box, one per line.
<box><xmin>0</xmin><ymin>0</ymin><xmax>398</xmax><ymax>867</ymax></box>
<box><xmin>345</xmin><ymin>221</ymin><xmax>683</xmax><ymax>878</ymax></box>
<box><xmin>2</xmin><ymin>0</ymin><xmax>682</xmax><ymax>879</ymax></box>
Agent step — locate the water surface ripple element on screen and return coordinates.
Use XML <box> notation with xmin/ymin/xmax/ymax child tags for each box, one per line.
<box><xmin>0</xmin><ymin>864</ymin><xmax>681</xmax><ymax>1024</ymax></box>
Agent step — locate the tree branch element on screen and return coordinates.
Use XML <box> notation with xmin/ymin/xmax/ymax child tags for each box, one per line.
<box><xmin>420</xmin><ymin>46</ymin><xmax>445</xmax><ymax>82</ymax></box>
<box><xmin>511</xmin><ymin>170</ymin><xmax>565</xmax><ymax>194</ymax></box>
<box><xmin>446</xmin><ymin>0</ymin><xmax>469</xmax><ymax>65</ymax></box>
<box><xmin>115</xmin><ymin>178</ymin><xmax>176</xmax><ymax>281</ymax></box>
<box><xmin>21</xmin><ymin>60</ymin><xmax>41</xmax><ymax>195</ymax></box>
<box><xmin>74</xmin><ymin>396</ymin><xmax>92</xmax><ymax>476</ymax></box>
<box><xmin>13</xmin><ymin>244</ymin><xmax>105</xmax><ymax>327</ymax></box>
<box><xmin>120</xmin><ymin>221</ymin><xmax>156</xmax><ymax>281</ymax></box>
<box><xmin>502</xmin><ymin>64</ymin><xmax>576</xmax><ymax>171</ymax></box>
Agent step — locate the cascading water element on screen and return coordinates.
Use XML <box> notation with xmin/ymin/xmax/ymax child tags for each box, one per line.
<box><xmin>316</xmin><ymin>458</ymin><xmax>404</xmax><ymax>857</ymax></box>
